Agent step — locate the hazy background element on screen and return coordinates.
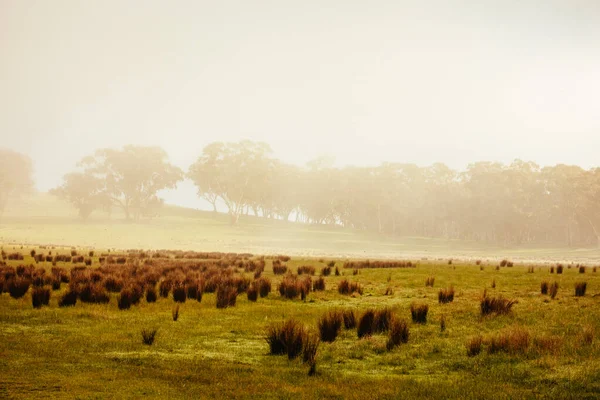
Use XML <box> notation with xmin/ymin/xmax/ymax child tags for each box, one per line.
<box><xmin>2</xmin><ymin>0</ymin><xmax>600</xmax><ymax>209</ymax></box>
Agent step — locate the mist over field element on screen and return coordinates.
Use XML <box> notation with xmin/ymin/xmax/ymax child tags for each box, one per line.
<box><xmin>1</xmin><ymin>0</ymin><xmax>600</xmax><ymax>260</ymax></box>
<box><xmin>3</xmin><ymin>3</ymin><xmax>600</xmax><ymax>400</ymax></box>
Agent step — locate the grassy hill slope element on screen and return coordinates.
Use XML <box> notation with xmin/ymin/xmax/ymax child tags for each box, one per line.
<box><xmin>2</xmin><ymin>193</ymin><xmax>600</xmax><ymax>263</ymax></box>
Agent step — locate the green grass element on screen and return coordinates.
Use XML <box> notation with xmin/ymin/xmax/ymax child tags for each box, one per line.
<box><xmin>1</xmin><ymin>251</ymin><xmax>600</xmax><ymax>399</ymax></box>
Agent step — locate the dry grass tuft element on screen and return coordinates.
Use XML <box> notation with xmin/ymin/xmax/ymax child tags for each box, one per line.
<box><xmin>410</xmin><ymin>303</ymin><xmax>428</xmax><ymax>324</ymax></box>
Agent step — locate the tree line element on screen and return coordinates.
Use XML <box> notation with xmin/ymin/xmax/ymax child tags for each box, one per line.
<box><xmin>2</xmin><ymin>143</ymin><xmax>600</xmax><ymax>247</ymax></box>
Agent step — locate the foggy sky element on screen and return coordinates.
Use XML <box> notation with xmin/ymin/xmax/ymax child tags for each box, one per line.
<box><xmin>1</xmin><ymin>0</ymin><xmax>599</xmax><ymax>208</ymax></box>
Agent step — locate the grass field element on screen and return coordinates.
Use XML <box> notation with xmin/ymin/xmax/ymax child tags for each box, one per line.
<box><xmin>3</xmin><ymin>193</ymin><xmax>600</xmax><ymax>264</ymax></box>
<box><xmin>1</xmin><ymin>246</ymin><xmax>600</xmax><ymax>399</ymax></box>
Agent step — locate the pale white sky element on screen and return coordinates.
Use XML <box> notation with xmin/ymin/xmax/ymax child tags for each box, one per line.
<box><xmin>1</xmin><ymin>0</ymin><xmax>599</xmax><ymax>208</ymax></box>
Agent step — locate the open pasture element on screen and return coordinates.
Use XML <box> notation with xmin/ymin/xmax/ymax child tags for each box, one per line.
<box><xmin>1</xmin><ymin>246</ymin><xmax>600</xmax><ymax>399</ymax></box>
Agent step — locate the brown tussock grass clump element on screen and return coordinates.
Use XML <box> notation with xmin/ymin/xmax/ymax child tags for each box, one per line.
<box><xmin>386</xmin><ymin>318</ymin><xmax>409</xmax><ymax>350</ymax></box>
<box><xmin>574</xmin><ymin>282</ymin><xmax>587</xmax><ymax>297</ymax></box>
<box><xmin>487</xmin><ymin>327</ymin><xmax>530</xmax><ymax>355</ymax></box>
<box><xmin>247</xmin><ymin>283</ymin><xmax>258</xmax><ymax>302</ymax></box>
<box><xmin>172</xmin><ymin>284</ymin><xmax>186</xmax><ymax>303</ymax></box>
<box><xmin>255</xmin><ymin>277</ymin><xmax>271</xmax><ymax>298</ymax></box>
<box><xmin>59</xmin><ymin>290</ymin><xmax>78</xmax><ymax>307</ymax></box>
<box><xmin>480</xmin><ymin>293</ymin><xmax>517</xmax><ymax>316</ymax></box>
<box><xmin>216</xmin><ymin>285</ymin><xmax>238</xmax><ymax>308</ymax></box>
<box><xmin>172</xmin><ymin>305</ymin><xmax>179</xmax><ymax>321</ymax></box>
<box><xmin>104</xmin><ymin>276</ymin><xmax>123</xmax><ymax>293</ymax></box>
<box><xmin>579</xmin><ymin>265</ymin><xmax>586</xmax><ymax>273</ymax></box>
<box><xmin>302</xmin><ymin>331</ymin><xmax>320</xmax><ymax>376</ymax></box>
<box><xmin>410</xmin><ymin>303</ymin><xmax>428</xmax><ymax>324</ymax></box>
<box><xmin>549</xmin><ymin>282</ymin><xmax>559</xmax><ymax>299</ymax></box>
<box><xmin>313</xmin><ymin>277</ymin><xmax>325</xmax><ymax>291</ymax></box>
<box><xmin>582</xmin><ymin>326</ymin><xmax>594</xmax><ymax>345</ymax></box>
<box><xmin>344</xmin><ymin>260</ymin><xmax>414</xmax><ymax>269</ymax></box>
<box><xmin>321</xmin><ymin>266</ymin><xmax>331</xmax><ymax>276</ymax></box>
<box><xmin>78</xmin><ymin>283</ymin><xmax>110</xmax><ymax>304</ymax></box>
<box><xmin>425</xmin><ymin>276</ymin><xmax>435</xmax><ymax>287</ymax></box>
<box><xmin>278</xmin><ymin>275</ymin><xmax>302</xmax><ymax>299</ymax></box>
<box><xmin>373</xmin><ymin>307</ymin><xmax>393</xmax><ymax>333</ymax></box>
<box><xmin>146</xmin><ymin>287</ymin><xmax>157</xmax><ymax>303</ymax></box>
<box><xmin>556</xmin><ymin>264</ymin><xmax>563</xmax><ymax>274</ymax></box>
<box><xmin>297</xmin><ymin>265</ymin><xmax>316</xmax><ymax>275</ymax></box>
<box><xmin>342</xmin><ymin>309</ymin><xmax>356</xmax><ymax>329</ymax></box>
<box><xmin>440</xmin><ymin>314</ymin><xmax>446</xmax><ymax>332</ymax></box>
<box><xmin>272</xmin><ymin>260</ymin><xmax>288</xmax><ymax>275</ymax></box>
<box><xmin>533</xmin><ymin>335</ymin><xmax>562</xmax><ymax>355</ymax></box>
<box><xmin>266</xmin><ymin>319</ymin><xmax>304</xmax><ymax>360</ymax></box>
<box><xmin>318</xmin><ymin>311</ymin><xmax>342</xmax><ymax>342</ymax></box>
<box><xmin>466</xmin><ymin>335</ymin><xmax>483</xmax><ymax>357</ymax></box>
<box><xmin>357</xmin><ymin>309</ymin><xmax>376</xmax><ymax>338</ymax></box>
<box><xmin>541</xmin><ymin>281</ymin><xmax>549</xmax><ymax>295</ymax></box>
<box><xmin>438</xmin><ymin>287</ymin><xmax>455</xmax><ymax>304</ymax></box>
<box><xmin>338</xmin><ymin>279</ymin><xmax>363</xmax><ymax>295</ymax></box>
<box><xmin>159</xmin><ymin>280</ymin><xmax>171</xmax><ymax>298</ymax></box>
<box><xmin>141</xmin><ymin>328</ymin><xmax>157</xmax><ymax>345</ymax></box>
<box><xmin>118</xmin><ymin>287</ymin><xmax>134</xmax><ymax>310</ymax></box>
<box><xmin>31</xmin><ymin>286</ymin><xmax>51</xmax><ymax>308</ymax></box>
<box><xmin>8</xmin><ymin>277</ymin><xmax>30</xmax><ymax>299</ymax></box>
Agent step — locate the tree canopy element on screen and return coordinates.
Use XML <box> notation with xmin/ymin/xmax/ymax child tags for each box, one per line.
<box><xmin>55</xmin><ymin>146</ymin><xmax>183</xmax><ymax>220</ymax></box>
